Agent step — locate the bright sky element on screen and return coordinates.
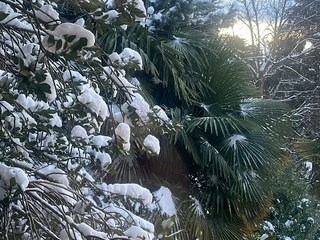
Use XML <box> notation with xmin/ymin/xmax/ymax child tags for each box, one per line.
<box><xmin>220</xmin><ymin>21</ymin><xmax>272</xmax><ymax>45</ymax></box>
<box><xmin>221</xmin><ymin>21</ymin><xmax>252</xmax><ymax>43</ymax></box>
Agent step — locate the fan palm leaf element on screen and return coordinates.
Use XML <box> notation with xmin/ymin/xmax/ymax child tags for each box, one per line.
<box><xmin>98</xmin><ymin>21</ymin><xmax>291</xmax><ymax>239</ymax></box>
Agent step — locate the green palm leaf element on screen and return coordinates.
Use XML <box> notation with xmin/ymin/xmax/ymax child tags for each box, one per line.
<box><xmin>98</xmin><ymin>18</ymin><xmax>291</xmax><ymax>239</ymax></box>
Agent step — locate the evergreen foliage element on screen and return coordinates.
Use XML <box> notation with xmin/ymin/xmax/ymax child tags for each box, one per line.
<box><xmin>253</xmin><ymin>161</ymin><xmax>320</xmax><ymax>240</ymax></box>
<box><xmin>0</xmin><ymin>0</ymin><xmax>292</xmax><ymax>239</ymax></box>
<box><xmin>98</xmin><ymin>1</ymin><xmax>291</xmax><ymax>238</ymax></box>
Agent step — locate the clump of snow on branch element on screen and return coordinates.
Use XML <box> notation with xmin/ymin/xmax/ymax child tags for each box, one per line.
<box><xmin>153</xmin><ymin>105</ymin><xmax>170</xmax><ymax>123</ymax></box>
<box><xmin>115</xmin><ymin>122</ymin><xmax>131</xmax><ymax>151</ymax></box>
<box><xmin>99</xmin><ymin>183</ymin><xmax>153</xmax><ymax>205</ymax></box>
<box><xmin>35</xmin><ymin>4</ymin><xmax>60</xmax><ymax>24</ymax></box>
<box><xmin>0</xmin><ymin>163</ymin><xmax>29</xmax><ymax>200</ymax></box>
<box><xmin>108</xmin><ymin>48</ymin><xmax>143</xmax><ymax>70</ymax></box>
<box><xmin>0</xmin><ymin>0</ymin><xmax>170</xmax><ymax>238</ymax></box>
<box><xmin>124</xmin><ymin>226</ymin><xmax>154</xmax><ymax>240</ymax></box>
<box><xmin>151</xmin><ymin>186</ymin><xmax>177</xmax><ymax>216</ymax></box>
<box><xmin>143</xmin><ymin>134</ymin><xmax>160</xmax><ymax>155</ymax></box>
<box><xmin>71</xmin><ymin>125</ymin><xmax>88</xmax><ymax>139</ymax></box>
<box><xmin>37</xmin><ymin>165</ymin><xmax>69</xmax><ymax>186</ymax></box>
<box><xmin>120</xmin><ymin>48</ymin><xmax>143</xmax><ymax>69</ymax></box>
<box><xmin>77</xmin><ymin>86</ymin><xmax>110</xmax><ymax>120</ymax></box>
<box><xmin>0</xmin><ymin>2</ymin><xmax>33</xmax><ymax>31</ymax></box>
<box><xmin>42</xmin><ymin>23</ymin><xmax>95</xmax><ymax>53</ymax></box>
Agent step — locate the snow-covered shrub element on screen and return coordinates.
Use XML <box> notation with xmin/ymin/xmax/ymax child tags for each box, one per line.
<box><xmin>0</xmin><ymin>0</ymin><xmax>170</xmax><ymax>238</ymax></box>
<box><xmin>253</xmin><ymin>162</ymin><xmax>320</xmax><ymax>240</ymax></box>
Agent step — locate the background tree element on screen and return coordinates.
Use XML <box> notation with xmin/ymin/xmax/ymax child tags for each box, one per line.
<box><xmin>234</xmin><ymin>0</ymin><xmax>320</xmax><ymax>99</ymax></box>
<box><xmin>0</xmin><ymin>0</ymin><xmax>293</xmax><ymax>239</ymax></box>
<box><xmin>227</xmin><ymin>1</ymin><xmax>320</xmax><ymax>238</ymax></box>
<box><xmin>253</xmin><ymin>161</ymin><xmax>320</xmax><ymax>240</ymax></box>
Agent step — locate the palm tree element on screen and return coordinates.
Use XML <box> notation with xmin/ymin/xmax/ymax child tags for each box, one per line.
<box><xmin>96</xmin><ymin>19</ymin><xmax>292</xmax><ymax>239</ymax></box>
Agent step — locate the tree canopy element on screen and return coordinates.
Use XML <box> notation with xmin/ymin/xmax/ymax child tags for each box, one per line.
<box><xmin>0</xmin><ymin>0</ymin><xmax>293</xmax><ymax>239</ymax></box>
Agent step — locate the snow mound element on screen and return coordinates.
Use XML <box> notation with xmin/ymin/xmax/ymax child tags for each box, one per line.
<box><xmin>99</xmin><ymin>183</ymin><xmax>153</xmax><ymax>205</ymax></box>
<box><xmin>42</xmin><ymin>23</ymin><xmax>95</xmax><ymax>53</ymax></box>
<box><xmin>0</xmin><ymin>163</ymin><xmax>29</xmax><ymax>200</ymax></box>
<box><xmin>152</xmin><ymin>186</ymin><xmax>176</xmax><ymax>216</ymax></box>
<box><xmin>143</xmin><ymin>134</ymin><xmax>160</xmax><ymax>155</ymax></box>
<box><xmin>124</xmin><ymin>226</ymin><xmax>154</xmax><ymax>240</ymax></box>
<box><xmin>35</xmin><ymin>4</ymin><xmax>59</xmax><ymax>24</ymax></box>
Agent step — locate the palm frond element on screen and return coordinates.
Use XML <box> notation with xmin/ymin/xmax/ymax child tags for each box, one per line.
<box><xmin>220</xmin><ymin>132</ymin><xmax>285</xmax><ymax>174</ymax></box>
<box><xmin>187</xmin><ymin>116</ymin><xmax>243</xmax><ymax>137</ymax></box>
<box><xmin>239</xmin><ymin>98</ymin><xmax>291</xmax><ymax>137</ymax></box>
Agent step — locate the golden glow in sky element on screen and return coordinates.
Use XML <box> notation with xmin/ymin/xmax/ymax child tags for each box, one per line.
<box><xmin>221</xmin><ymin>21</ymin><xmax>272</xmax><ymax>45</ymax></box>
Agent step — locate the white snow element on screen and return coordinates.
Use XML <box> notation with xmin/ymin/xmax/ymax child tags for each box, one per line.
<box><xmin>124</xmin><ymin>226</ymin><xmax>154</xmax><ymax>240</ymax></box>
<box><xmin>62</xmin><ymin>95</ymin><xmax>74</xmax><ymax>108</ymax></box>
<box><xmin>262</xmin><ymin>221</ymin><xmax>275</xmax><ymax>232</ymax></box>
<box><xmin>119</xmin><ymin>48</ymin><xmax>143</xmax><ymax>69</ymax></box>
<box><xmin>125</xmin><ymin>0</ymin><xmax>146</xmax><ymax>22</ymax></box>
<box><xmin>77</xmin><ymin>87</ymin><xmax>110</xmax><ymax>120</ymax></box>
<box><xmin>63</xmin><ymin>70</ymin><xmax>86</xmax><ymax>82</ymax></box>
<box><xmin>130</xmin><ymin>93</ymin><xmax>150</xmax><ymax>121</ymax></box>
<box><xmin>153</xmin><ymin>12</ymin><xmax>163</xmax><ymax>20</ymax></box>
<box><xmin>42</xmin><ymin>72</ymin><xmax>57</xmax><ymax>103</ymax></box>
<box><xmin>153</xmin><ymin>105</ymin><xmax>170</xmax><ymax>122</ymax></box>
<box><xmin>147</xmin><ymin>6</ymin><xmax>155</xmax><ymax>15</ymax></box>
<box><xmin>104</xmin><ymin>66</ymin><xmax>137</xmax><ymax>99</ymax></box>
<box><xmin>304</xmin><ymin>161</ymin><xmax>312</xmax><ymax>178</ymax></box>
<box><xmin>74</xmin><ymin>18</ymin><xmax>85</xmax><ymax>27</ymax></box>
<box><xmin>0</xmin><ymin>4</ymin><xmax>33</xmax><ymax>31</ymax></box>
<box><xmin>285</xmin><ymin>219</ymin><xmax>294</xmax><ymax>228</ymax></box>
<box><xmin>49</xmin><ymin>113</ymin><xmax>62</xmax><ymax>127</ymax></box>
<box><xmin>71</xmin><ymin>125</ymin><xmax>88</xmax><ymax>139</ymax></box>
<box><xmin>0</xmin><ymin>100</ymin><xmax>14</xmax><ymax>113</ymax></box>
<box><xmin>143</xmin><ymin>135</ymin><xmax>160</xmax><ymax>155</ymax></box>
<box><xmin>283</xmin><ymin>237</ymin><xmax>293</xmax><ymax>240</ymax></box>
<box><xmin>106</xmin><ymin>10</ymin><xmax>119</xmax><ymax>21</ymax></box>
<box><xmin>122</xmin><ymin>142</ymin><xmax>131</xmax><ymax>151</ymax></box>
<box><xmin>37</xmin><ymin>165</ymin><xmax>69</xmax><ymax>186</ymax></box>
<box><xmin>92</xmin><ymin>151</ymin><xmax>112</xmax><ymax>167</ymax></box>
<box><xmin>96</xmin><ymin>10</ymin><xmax>119</xmax><ymax>24</ymax></box>
<box><xmin>42</xmin><ymin>22</ymin><xmax>95</xmax><ymax>53</ymax></box>
<box><xmin>91</xmin><ymin>135</ymin><xmax>112</xmax><ymax>148</ymax></box>
<box><xmin>78</xmin><ymin>167</ymin><xmax>95</xmax><ymax>182</ymax></box>
<box><xmin>5</xmin><ymin>113</ymin><xmax>22</xmax><ymax>130</ymax></box>
<box><xmin>228</xmin><ymin>134</ymin><xmax>247</xmax><ymax>149</ymax></box>
<box><xmin>99</xmin><ymin>183</ymin><xmax>153</xmax><ymax>205</ymax></box>
<box><xmin>115</xmin><ymin>122</ymin><xmax>131</xmax><ymax>143</ymax></box>
<box><xmin>307</xmin><ymin>217</ymin><xmax>314</xmax><ymax>223</ymax></box>
<box><xmin>152</xmin><ymin>186</ymin><xmax>176</xmax><ymax>216</ymax></box>
<box><xmin>17</xmin><ymin>43</ymin><xmax>39</xmax><ymax>68</ymax></box>
<box><xmin>60</xmin><ymin>228</ymin><xmax>82</xmax><ymax>240</ymax></box>
<box><xmin>126</xmin><ymin>213</ymin><xmax>155</xmax><ymax>233</ymax></box>
<box><xmin>0</xmin><ymin>163</ymin><xmax>29</xmax><ymax>200</ymax></box>
<box><xmin>108</xmin><ymin>52</ymin><xmax>122</xmax><ymax>64</ymax></box>
<box><xmin>16</xmin><ymin>94</ymin><xmax>50</xmax><ymax>112</ymax></box>
<box><xmin>76</xmin><ymin>223</ymin><xmax>108</xmax><ymax>238</ymax></box>
<box><xmin>35</xmin><ymin>4</ymin><xmax>59</xmax><ymax>24</ymax></box>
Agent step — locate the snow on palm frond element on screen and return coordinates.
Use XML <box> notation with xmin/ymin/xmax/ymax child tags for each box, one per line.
<box><xmin>190</xmin><ymin>196</ymin><xmax>205</xmax><ymax>217</ymax></box>
<box><xmin>227</xmin><ymin>134</ymin><xmax>247</xmax><ymax>149</ymax></box>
